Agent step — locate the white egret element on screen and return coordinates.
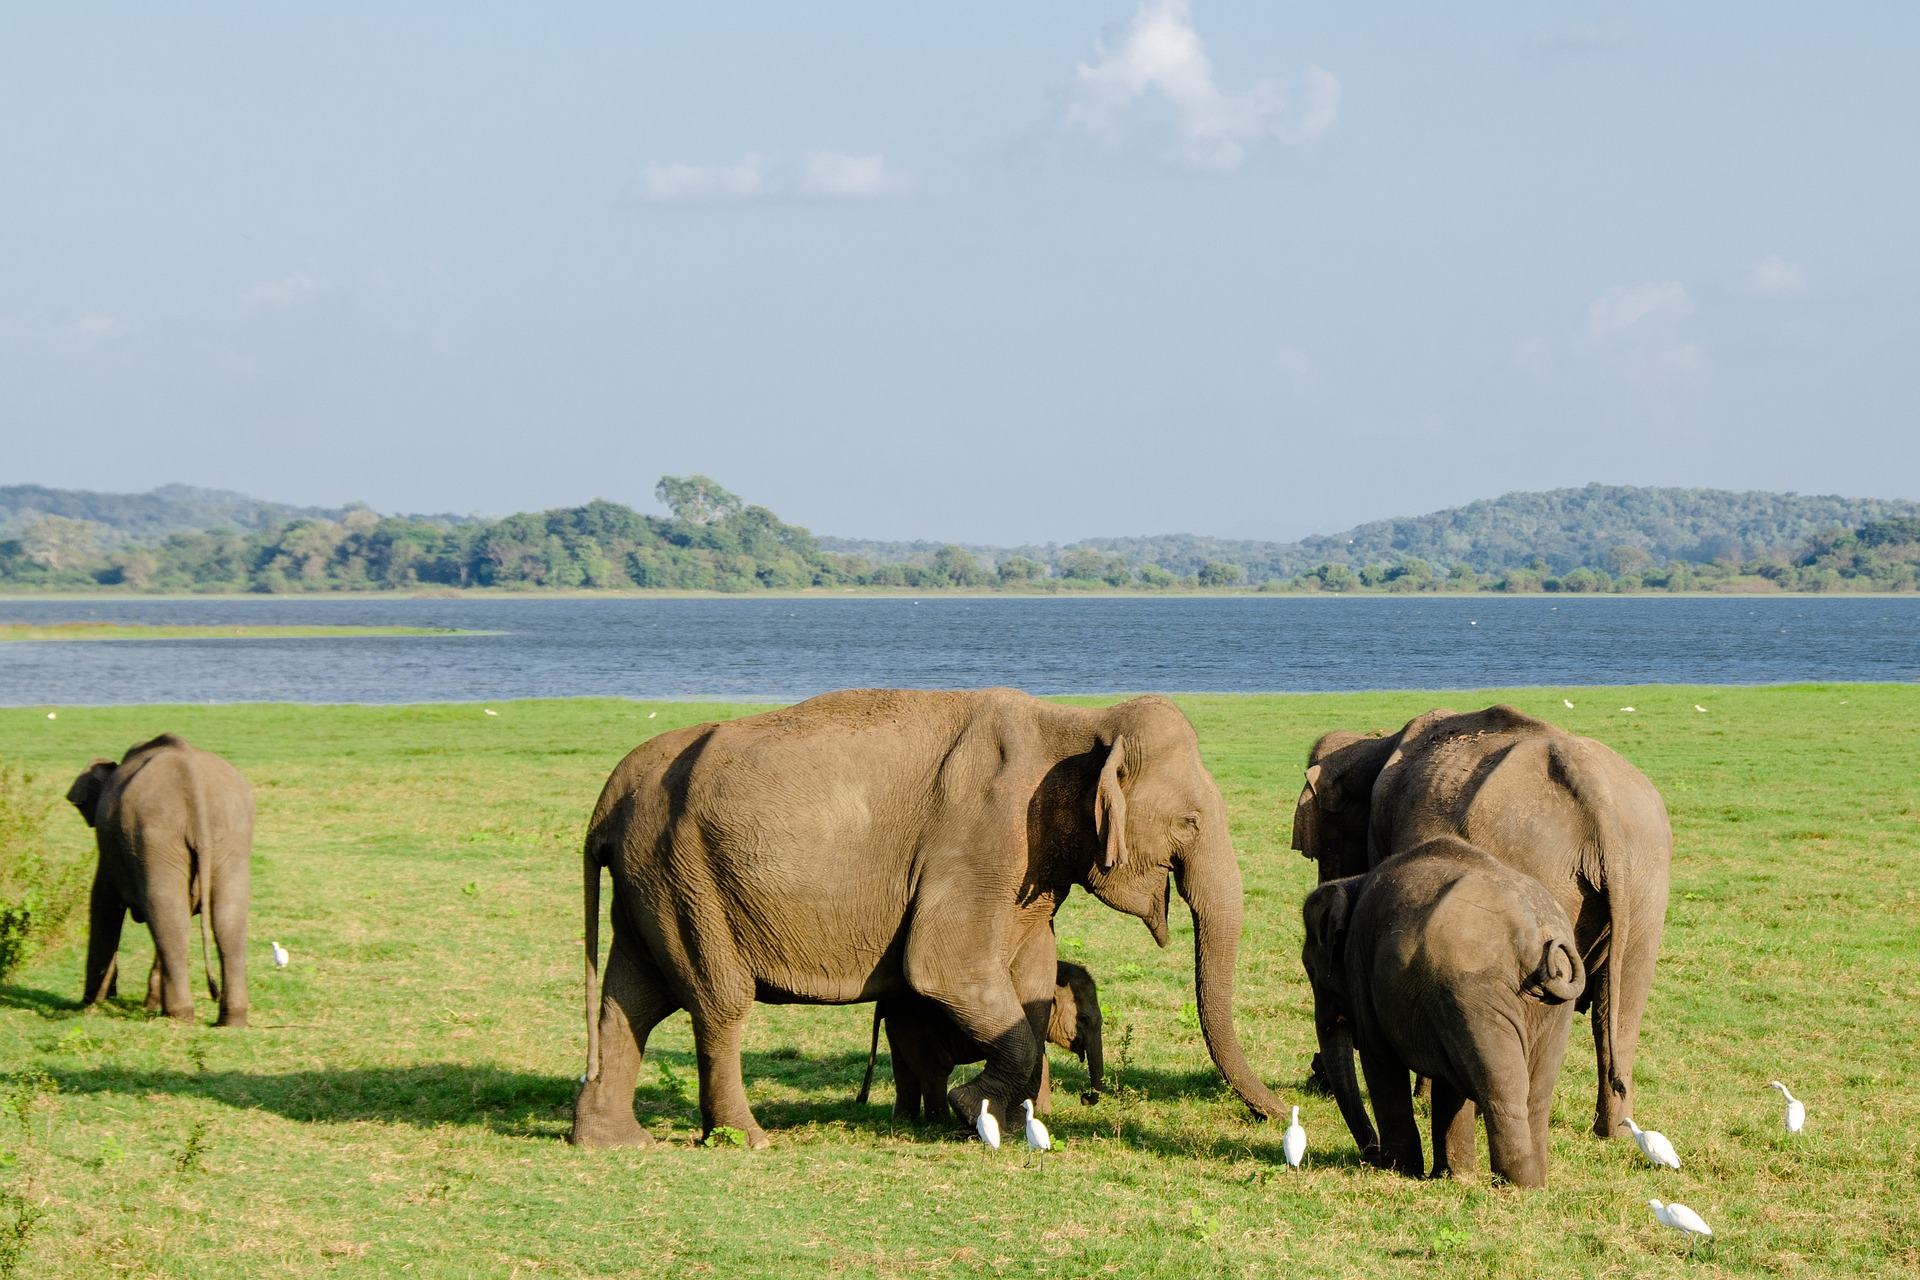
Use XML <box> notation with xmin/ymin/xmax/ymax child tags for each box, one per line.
<box><xmin>270</xmin><ymin>941</ymin><xmax>289</xmax><ymax>969</ymax></box>
<box><xmin>46</xmin><ymin>712</ymin><xmax>56</xmax><ymax>720</ymax></box>
<box><xmin>647</xmin><ymin>711</ymin><xmax>657</xmax><ymax>719</ymax></box>
<box><xmin>483</xmin><ymin>708</ymin><xmax>498</xmax><ymax>716</ymax></box>
<box><xmin>1694</xmin><ymin>704</ymin><xmax>1708</xmax><ymax>713</ymax></box>
<box><xmin>1283</xmin><ymin>1105</ymin><xmax>1306</xmax><ymax>1170</ymax></box>
<box><xmin>1769</xmin><ymin>1081</ymin><xmax>1806</xmax><ymax>1134</ymax></box>
<box><xmin>1564</xmin><ymin>699</ymin><xmax>1575</xmax><ymax>709</ymax></box>
<box><xmin>1619</xmin><ymin>1118</ymin><xmax>1680</xmax><ymax>1169</ymax></box>
<box><xmin>1022</xmin><ymin>1099</ymin><xmax>1050</xmax><ymax>1160</ymax></box>
<box><xmin>975</xmin><ymin>1099</ymin><xmax>1000</xmax><ymax>1151</ymax></box>
<box><xmin>1620</xmin><ymin>706</ymin><xmax>1636</xmax><ymax>712</ymax></box>
<box><xmin>1649</xmin><ymin>1199</ymin><xmax>1712</xmax><ymax>1253</ymax></box>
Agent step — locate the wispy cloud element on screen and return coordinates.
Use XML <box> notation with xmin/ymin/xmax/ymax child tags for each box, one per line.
<box><xmin>1584</xmin><ymin>282</ymin><xmax>1709</xmax><ymax>391</ymax></box>
<box><xmin>643</xmin><ymin>151</ymin><xmax>910</xmax><ymax>203</ymax></box>
<box><xmin>238</xmin><ymin>273</ymin><xmax>329</xmax><ymax>312</ymax></box>
<box><xmin>1067</xmin><ymin>0</ymin><xmax>1339</xmax><ymax>170</ymax></box>
<box><xmin>1743</xmin><ymin>255</ymin><xmax>1808</xmax><ymax>297</ymax></box>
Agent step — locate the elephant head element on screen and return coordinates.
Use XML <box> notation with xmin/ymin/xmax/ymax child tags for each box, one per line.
<box><xmin>1291</xmin><ymin>730</ymin><xmax>1404</xmax><ymax>882</ymax></box>
<box><xmin>1048</xmin><ymin>960</ymin><xmax>1105</xmax><ymax>1094</ymax></box>
<box><xmin>66</xmin><ymin>759</ymin><xmax>117</xmax><ymax>828</ymax></box>
<box><xmin>1301</xmin><ymin>875</ymin><xmax>1380</xmax><ymax>1159</ymax></box>
<box><xmin>1076</xmin><ymin>696</ymin><xmax>1286</xmax><ymax>1120</ymax></box>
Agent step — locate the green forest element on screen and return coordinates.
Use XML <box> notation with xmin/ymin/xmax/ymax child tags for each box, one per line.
<box><xmin>3</xmin><ymin>478</ymin><xmax>1918</xmax><ymax>594</ymax></box>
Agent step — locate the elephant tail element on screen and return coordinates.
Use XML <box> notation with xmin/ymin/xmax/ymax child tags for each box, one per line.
<box><xmin>855</xmin><ymin>1004</ymin><xmax>882</xmax><ymax>1105</ymax></box>
<box><xmin>583</xmin><ymin>835</ymin><xmax>604</xmax><ymax>1083</ymax></box>
<box><xmin>1549</xmin><ymin>738</ymin><xmax>1630</xmax><ymax>1106</ymax></box>
<box><xmin>187</xmin><ymin>768</ymin><xmax>220</xmax><ymax>1005</ymax></box>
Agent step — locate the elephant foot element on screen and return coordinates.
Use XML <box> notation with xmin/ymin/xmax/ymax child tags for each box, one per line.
<box><xmin>706</xmin><ymin>1124</ymin><xmax>770</xmax><ymax>1151</ymax></box>
<box><xmin>947</xmin><ymin>1078</ymin><xmax>1009</xmax><ymax>1129</ymax></box>
<box><xmin>568</xmin><ymin>1083</ymin><xmax>656</xmax><ymax>1149</ymax></box>
<box><xmin>1080</xmin><ymin>1090</ymin><xmax>1100</xmax><ymax>1107</ymax></box>
<box><xmin>216</xmin><ymin>1009</ymin><xmax>248</xmax><ymax>1029</ymax></box>
<box><xmin>1304</xmin><ymin>1054</ymin><xmax>1333</xmax><ymax>1096</ymax></box>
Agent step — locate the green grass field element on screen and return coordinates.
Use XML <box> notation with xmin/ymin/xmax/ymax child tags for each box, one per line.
<box><xmin>0</xmin><ymin>624</ymin><xmax>463</xmax><ymax>643</ymax></box>
<box><xmin>1</xmin><ymin>687</ymin><xmax>1915</xmax><ymax>1277</ymax></box>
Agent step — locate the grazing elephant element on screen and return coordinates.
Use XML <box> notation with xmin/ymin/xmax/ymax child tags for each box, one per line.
<box><xmin>1303</xmin><ymin>837</ymin><xmax>1586</xmax><ymax>1188</ymax></box>
<box><xmin>1291</xmin><ymin>704</ymin><xmax>1670</xmax><ymax>1138</ymax></box>
<box><xmin>855</xmin><ymin>958</ymin><xmax>1104</xmax><ymax>1120</ymax></box>
<box><xmin>570</xmin><ymin>688</ymin><xmax>1285</xmax><ymax>1149</ymax></box>
<box><xmin>66</xmin><ymin>734</ymin><xmax>252</xmax><ymax>1027</ymax></box>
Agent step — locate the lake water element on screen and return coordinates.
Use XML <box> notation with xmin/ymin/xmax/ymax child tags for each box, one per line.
<box><xmin>1</xmin><ymin>595</ymin><xmax>1915</xmax><ymax>705</ymax></box>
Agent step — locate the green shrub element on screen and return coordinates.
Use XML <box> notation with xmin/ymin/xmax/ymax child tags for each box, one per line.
<box><xmin>0</xmin><ymin>764</ymin><xmax>87</xmax><ymax>982</ymax></box>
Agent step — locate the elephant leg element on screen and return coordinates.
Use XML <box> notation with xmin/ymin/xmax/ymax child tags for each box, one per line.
<box><xmin>690</xmin><ymin>1004</ymin><xmax>766</xmax><ymax>1149</ymax></box>
<box><xmin>145</xmin><ymin>958</ymin><xmax>162</xmax><ymax>1011</ymax></box>
<box><xmin>1429</xmin><ymin>1079</ymin><xmax>1478</xmax><ymax>1181</ymax></box>
<box><xmin>1482</xmin><ymin>1097</ymin><xmax>1545</xmax><ymax>1188</ymax></box>
<box><xmin>1592</xmin><ymin>909</ymin><xmax>1664</xmax><ymax>1138</ymax></box>
<box><xmin>880</xmin><ymin>1015</ymin><xmax>924</xmax><ymax>1121</ymax></box>
<box><xmin>569</xmin><ymin>935</ymin><xmax>679</xmax><ymax>1148</ymax></box>
<box><xmin>917</xmin><ymin>935</ymin><xmax>1047</xmax><ymax>1130</ymax></box>
<box><xmin>209</xmin><ymin>854</ymin><xmax>249</xmax><ymax>1028</ymax></box>
<box><xmin>142</xmin><ymin>868</ymin><xmax>197</xmax><ymax>1022</ymax></box>
<box><xmin>1359</xmin><ymin>1049</ymin><xmax>1423</xmax><ymax>1178</ymax></box>
<box><xmin>82</xmin><ymin>868</ymin><xmax>126</xmax><ymax>1007</ymax></box>
<box><xmin>1529</xmin><ymin>1009</ymin><xmax>1575</xmax><ymax>1175</ymax></box>
<box><xmin>1036</xmin><ymin>1053</ymin><xmax>1053</xmax><ymax>1115</ymax></box>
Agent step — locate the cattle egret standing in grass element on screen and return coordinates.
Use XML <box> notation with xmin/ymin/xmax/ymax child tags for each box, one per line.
<box><xmin>648</xmin><ymin>711</ymin><xmax>657</xmax><ymax>719</ymax></box>
<box><xmin>1620</xmin><ymin>1118</ymin><xmax>1680</xmax><ymax>1169</ymax></box>
<box><xmin>1620</xmin><ymin>706</ymin><xmax>1636</xmax><ymax>713</ymax></box>
<box><xmin>1770</xmin><ymin>1081</ymin><xmax>1806</xmax><ymax>1134</ymax></box>
<box><xmin>270</xmin><ymin>941</ymin><xmax>289</xmax><ymax>969</ymax></box>
<box><xmin>1563</xmin><ymin>699</ymin><xmax>1575</xmax><ymax>708</ymax></box>
<box><xmin>1694</xmin><ymin>704</ymin><xmax>1708</xmax><ymax>713</ymax></box>
<box><xmin>1649</xmin><ymin>1199</ymin><xmax>1712</xmax><ymax>1253</ymax></box>
<box><xmin>1022</xmin><ymin>1099</ymin><xmax>1050</xmax><ymax>1160</ymax></box>
<box><xmin>975</xmin><ymin>1100</ymin><xmax>1000</xmax><ymax>1151</ymax></box>
<box><xmin>46</xmin><ymin>712</ymin><xmax>55</xmax><ymax>719</ymax></box>
<box><xmin>1283</xmin><ymin>1106</ymin><xmax>1306</xmax><ymax>1170</ymax></box>
<box><xmin>484</xmin><ymin>708</ymin><xmax>497</xmax><ymax>716</ymax></box>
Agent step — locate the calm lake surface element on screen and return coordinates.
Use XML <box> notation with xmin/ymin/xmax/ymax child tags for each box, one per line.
<box><xmin>1</xmin><ymin>596</ymin><xmax>1915</xmax><ymax>705</ymax></box>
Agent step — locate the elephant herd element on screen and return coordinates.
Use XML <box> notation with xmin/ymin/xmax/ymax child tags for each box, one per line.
<box><xmin>64</xmin><ymin>690</ymin><xmax>1670</xmax><ymax>1188</ymax></box>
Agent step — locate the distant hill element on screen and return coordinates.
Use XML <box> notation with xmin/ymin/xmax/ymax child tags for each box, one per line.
<box><xmin>822</xmin><ymin>485</ymin><xmax>1920</xmax><ymax>580</ymax></box>
<box><xmin>0</xmin><ymin>484</ymin><xmax>480</xmax><ymax>548</ymax></box>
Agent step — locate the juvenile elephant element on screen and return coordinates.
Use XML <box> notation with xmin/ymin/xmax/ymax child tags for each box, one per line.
<box><xmin>855</xmin><ymin>959</ymin><xmax>1104</xmax><ymax>1120</ymax></box>
<box><xmin>1303</xmin><ymin>837</ymin><xmax>1586</xmax><ymax>1188</ymax></box>
<box><xmin>570</xmin><ymin>688</ymin><xmax>1285</xmax><ymax>1149</ymax></box>
<box><xmin>66</xmin><ymin>734</ymin><xmax>252</xmax><ymax>1027</ymax></box>
<box><xmin>1291</xmin><ymin>704</ymin><xmax>1670</xmax><ymax>1138</ymax></box>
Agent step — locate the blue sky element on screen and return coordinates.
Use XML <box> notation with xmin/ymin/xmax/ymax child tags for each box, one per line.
<box><xmin>3</xmin><ymin>3</ymin><xmax>1915</xmax><ymax>542</ymax></box>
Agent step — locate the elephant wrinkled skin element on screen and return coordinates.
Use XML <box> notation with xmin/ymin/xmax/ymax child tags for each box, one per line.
<box><xmin>1303</xmin><ymin>837</ymin><xmax>1586</xmax><ymax>1188</ymax></box>
<box><xmin>66</xmin><ymin>734</ymin><xmax>253</xmax><ymax>1027</ymax></box>
<box><xmin>1292</xmin><ymin>704</ymin><xmax>1670</xmax><ymax>1137</ymax></box>
<box><xmin>856</xmin><ymin>958</ymin><xmax>1105</xmax><ymax>1120</ymax></box>
<box><xmin>570</xmin><ymin>688</ymin><xmax>1283</xmax><ymax>1149</ymax></box>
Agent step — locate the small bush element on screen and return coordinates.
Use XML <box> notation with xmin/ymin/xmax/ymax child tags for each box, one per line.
<box><xmin>0</xmin><ymin>764</ymin><xmax>88</xmax><ymax>982</ymax></box>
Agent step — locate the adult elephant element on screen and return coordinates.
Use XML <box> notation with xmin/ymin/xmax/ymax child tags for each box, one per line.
<box><xmin>855</xmin><ymin>958</ymin><xmax>1104</xmax><ymax>1121</ymax></box>
<box><xmin>570</xmin><ymin>688</ymin><xmax>1285</xmax><ymax>1149</ymax></box>
<box><xmin>1291</xmin><ymin>704</ymin><xmax>1670</xmax><ymax>1138</ymax></box>
<box><xmin>66</xmin><ymin>734</ymin><xmax>253</xmax><ymax>1027</ymax></box>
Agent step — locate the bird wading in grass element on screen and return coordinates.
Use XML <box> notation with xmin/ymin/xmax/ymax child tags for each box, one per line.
<box><xmin>270</xmin><ymin>941</ymin><xmax>289</xmax><ymax>969</ymax></box>
<box><xmin>1649</xmin><ymin>1199</ymin><xmax>1712</xmax><ymax>1254</ymax></box>
<box><xmin>974</xmin><ymin>1100</ymin><xmax>1000</xmax><ymax>1151</ymax></box>
<box><xmin>1283</xmin><ymin>1106</ymin><xmax>1306</xmax><ymax>1170</ymax></box>
<box><xmin>1022</xmin><ymin>1099</ymin><xmax>1050</xmax><ymax>1162</ymax></box>
<box><xmin>1770</xmin><ymin>1081</ymin><xmax>1806</xmax><ymax>1135</ymax></box>
<box><xmin>1620</xmin><ymin>1117</ymin><xmax>1680</xmax><ymax>1169</ymax></box>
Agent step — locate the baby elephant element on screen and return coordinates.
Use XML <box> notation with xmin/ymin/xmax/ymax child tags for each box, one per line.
<box><xmin>856</xmin><ymin>960</ymin><xmax>1104</xmax><ymax>1120</ymax></box>
<box><xmin>1302</xmin><ymin>836</ymin><xmax>1585</xmax><ymax>1188</ymax></box>
<box><xmin>67</xmin><ymin>734</ymin><xmax>253</xmax><ymax>1027</ymax></box>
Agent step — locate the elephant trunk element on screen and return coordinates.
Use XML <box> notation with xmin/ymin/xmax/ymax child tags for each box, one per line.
<box><xmin>1315</xmin><ymin>1007</ymin><xmax>1379</xmax><ymax>1160</ymax></box>
<box><xmin>1179</xmin><ymin>840</ymin><xmax>1287</xmax><ymax>1121</ymax></box>
<box><xmin>1084</xmin><ymin>1020</ymin><xmax>1105</xmax><ymax>1094</ymax></box>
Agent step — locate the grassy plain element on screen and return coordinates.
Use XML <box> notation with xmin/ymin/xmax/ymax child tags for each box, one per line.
<box><xmin>0</xmin><ymin>687</ymin><xmax>1915</xmax><ymax>1278</ymax></box>
<box><xmin>0</xmin><ymin>624</ymin><xmax>463</xmax><ymax>643</ymax></box>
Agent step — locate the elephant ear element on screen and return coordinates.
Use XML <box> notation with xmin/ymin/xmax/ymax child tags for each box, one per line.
<box><xmin>1289</xmin><ymin>764</ymin><xmax>1322</xmax><ymax>855</ymax></box>
<box><xmin>66</xmin><ymin>759</ymin><xmax>116</xmax><ymax>828</ymax></box>
<box><xmin>1093</xmin><ymin>734</ymin><xmax>1130</xmax><ymax>871</ymax></box>
<box><xmin>1302</xmin><ymin>878</ymin><xmax>1357</xmax><ymax>986</ymax></box>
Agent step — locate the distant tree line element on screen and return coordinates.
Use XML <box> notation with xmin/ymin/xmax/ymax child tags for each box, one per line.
<box><xmin>2</xmin><ymin>478</ymin><xmax>1917</xmax><ymax>595</ymax></box>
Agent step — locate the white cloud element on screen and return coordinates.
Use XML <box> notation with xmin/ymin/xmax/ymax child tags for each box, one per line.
<box><xmin>237</xmin><ymin>273</ymin><xmax>329</xmax><ymax>312</ymax></box>
<box><xmin>60</xmin><ymin>314</ymin><xmax>130</xmax><ymax>339</ymax></box>
<box><xmin>1744</xmin><ymin>255</ymin><xmax>1808</xmax><ymax>297</ymax></box>
<box><xmin>1583</xmin><ymin>282</ymin><xmax>1709</xmax><ymax>391</ymax></box>
<box><xmin>643</xmin><ymin>151</ymin><xmax>909</xmax><ymax>203</ymax></box>
<box><xmin>1068</xmin><ymin>0</ymin><xmax>1339</xmax><ymax>170</ymax></box>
